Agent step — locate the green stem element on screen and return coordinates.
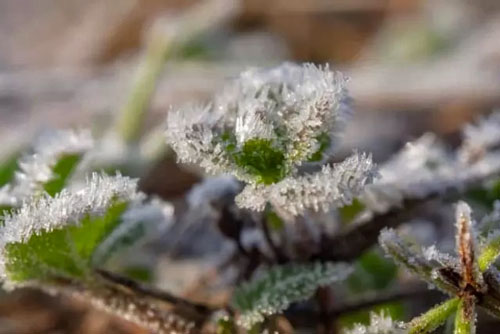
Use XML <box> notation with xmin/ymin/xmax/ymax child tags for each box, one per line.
<box><xmin>115</xmin><ymin>33</ymin><xmax>172</xmax><ymax>144</ymax></box>
<box><xmin>454</xmin><ymin>298</ymin><xmax>475</xmax><ymax>334</ymax></box>
<box><xmin>409</xmin><ymin>298</ymin><xmax>459</xmax><ymax>334</ymax></box>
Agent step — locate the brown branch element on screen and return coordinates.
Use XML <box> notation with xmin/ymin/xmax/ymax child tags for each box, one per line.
<box><xmin>95</xmin><ymin>269</ymin><xmax>215</xmax><ymax>318</ymax></box>
<box><xmin>313</xmin><ymin>197</ymin><xmax>433</xmax><ymax>262</ymax></box>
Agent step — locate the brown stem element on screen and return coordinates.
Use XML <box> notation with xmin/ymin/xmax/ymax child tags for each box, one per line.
<box><xmin>95</xmin><ymin>269</ymin><xmax>215</xmax><ymax>319</ymax></box>
<box><xmin>316</xmin><ymin>287</ymin><xmax>337</xmax><ymax>334</ymax></box>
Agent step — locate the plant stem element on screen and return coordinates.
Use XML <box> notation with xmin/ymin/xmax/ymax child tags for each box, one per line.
<box><xmin>115</xmin><ymin>0</ymin><xmax>240</xmax><ymax>144</ymax></box>
<box><xmin>95</xmin><ymin>268</ymin><xmax>214</xmax><ymax>318</ymax></box>
<box><xmin>115</xmin><ymin>33</ymin><xmax>172</xmax><ymax>144</ymax></box>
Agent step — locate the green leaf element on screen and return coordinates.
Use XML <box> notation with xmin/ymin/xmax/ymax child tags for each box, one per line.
<box><xmin>0</xmin><ymin>151</ymin><xmax>21</xmax><ymax>187</ymax></box>
<box><xmin>408</xmin><ymin>298</ymin><xmax>459</xmax><ymax>334</ymax></box>
<box><xmin>216</xmin><ymin>316</ymin><xmax>236</xmax><ymax>334</ymax></box>
<box><xmin>265</xmin><ymin>210</ymin><xmax>284</xmax><ymax>231</ymax></box>
<box><xmin>232</xmin><ymin>262</ymin><xmax>352</xmax><ymax>329</ymax></box>
<box><xmin>454</xmin><ymin>297</ymin><xmax>475</xmax><ymax>334</ymax></box>
<box><xmin>339</xmin><ymin>199</ymin><xmax>365</xmax><ymax>224</ymax></box>
<box><xmin>4</xmin><ymin>202</ymin><xmax>128</xmax><ymax>284</ymax></box>
<box><xmin>233</xmin><ymin>138</ymin><xmax>287</xmax><ymax>185</ymax></box>
<box><xmin>43</xmin><ymin>153</ymin><xmax>82</xmax><ymax>197</ymax></box>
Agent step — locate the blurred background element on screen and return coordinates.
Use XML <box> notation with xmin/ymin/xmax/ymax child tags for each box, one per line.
<box><xmin>0</xmin><ymin>0</ymin><xmax>500</xmax><ymax>333</ymax></box>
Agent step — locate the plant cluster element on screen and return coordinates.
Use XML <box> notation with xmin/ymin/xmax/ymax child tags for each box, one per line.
<box><xmin>1</xmin><ymin>63</ymin><xmax>500</xmax><ymax>334</ymax></box>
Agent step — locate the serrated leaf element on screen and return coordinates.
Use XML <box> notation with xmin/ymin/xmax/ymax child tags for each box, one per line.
<box><xmin>3</xmin><ymin>201</ymin><xmax>128</xmax><ymax>284</ymax></box>
<box><xmin>233</xmin><ymin>262</ymin><xmax>352</xmax><ymax>329</ymax></box>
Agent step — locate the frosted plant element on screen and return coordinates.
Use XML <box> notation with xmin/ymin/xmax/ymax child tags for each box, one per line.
<box><xmin>379</xmin><ymin>201</ymin><xmax>500</xmax><ymax>334</ymax></box>
<box><xmin>362</xmin><ymin>111</ymin><xmax>500</xmax><ymax>214</ymax></box>
<box><xmin>0</xmin><ymin>129</ymin><xmax>93</xmax><ymax>208</ymax></box>
<box><xmin>0</xmin><ymin>127</ymin><xmax>215</xmax><ymax>334</ymax></box>
<box><xmin>344</xmin><ymin>313</ymin><xmax>407</xmax><ymax>334</ymax></box>
<box><xmin>166</xmin><ymin>63</ymin><xmax>377</xmax><ymax>216</ymax></box>
<box><xmin>232</xmin><ymin>262</ymin><xmax>352</xmax><ymax>329</ymax></box>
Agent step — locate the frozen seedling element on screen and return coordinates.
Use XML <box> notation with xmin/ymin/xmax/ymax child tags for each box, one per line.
<box><xmin>166</xmin><ymin>63</ymin><xmax>377</xmax><ymax>216</ymax></box>
<box><xmin>379</xmin><ymin>201</ymin><xmax>500</xmax><ymax>334</ymax></box>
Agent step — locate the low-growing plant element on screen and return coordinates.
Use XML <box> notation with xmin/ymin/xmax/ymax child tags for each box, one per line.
<box><xmin>1</xmin><ymin>61</ymin><xmax>500</xmax><ymax>334</ymax></box>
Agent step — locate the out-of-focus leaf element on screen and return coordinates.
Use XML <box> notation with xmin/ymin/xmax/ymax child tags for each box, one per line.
<box><xmin>4</xmin><ymin>202</ymin><xmax>127</xmax><ymax>284</ymax></box>
<box><xmin>43</xmin><ymin>154</ymin><xmax>82</xmax><ymax>197</ymax></box>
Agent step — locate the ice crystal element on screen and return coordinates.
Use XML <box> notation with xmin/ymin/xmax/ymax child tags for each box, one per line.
<box><xmin>166</xmin><ymin>63</ymin><xmax>371</xmax><ymax>215</ymax></box>
<box><xmin>344</xmin><ymin>313</ymin><xmax>407</xmax><ymax>334</ymax></box>
<box><xmin>236</xmin><ymin>152</ymin><xmax>376</xmax><ymax>216</ymax></box>
<box><xmin>232</xmin><ymin>262</ymin><xmax>352</xmax><ymax>329</ymax></box>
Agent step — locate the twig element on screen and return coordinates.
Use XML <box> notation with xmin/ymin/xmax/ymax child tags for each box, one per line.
<box><xmin>315</xmin><ymin>197</ymin><xmax>431</xmax><ymax>262</ymax></box>
<box><xmin>95</xmin><ymin>268</ymin><xmax>214</xmax><ymax>317</ymax></box>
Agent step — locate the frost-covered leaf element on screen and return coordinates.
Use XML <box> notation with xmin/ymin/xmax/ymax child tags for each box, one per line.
<box><xmin>362</xmin><ymin>112</ymin><xmax>500</xmax><ymax>214</ymax></box>
<box><xmin>344</xmin><ymin>313</ymin><xmax>407</xmax><ymax>334</ymax></box>
<box><xmin>379</xmin><ymin>228</ymin><xmax>459</xmax><ymax>295</ymax></box>
<box><xmin>165</xmin><ymin>63</ymin><xmax>372</xmax><ymax>216</ymax></box>
<box><xmin>0</xmin><ymin>172</ymin><xmax>142</xmax><ymax>288</ymax></box>
<box><xmin>2</xmin><ymin>130</ymin><xmax>93</xmax><ymax>207</ymax></box>
<box><xmin>459</xmin><ymin>111</ymin><xmax>500</xmax><ymax>164</ymax></box>
<box><xmin>233</xmin><ymin>262</ymin><xmax>352</xmax><ymax>328</ymax></box>
<box><xmin>236</xmin><ymin>152</ymin><xmax>377</xmax><ymax>216</ymax></box>
<box><xmin>166</xmin><ymin>63</ymin><xmax>351</xmax><ymax>183</ymax></box>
